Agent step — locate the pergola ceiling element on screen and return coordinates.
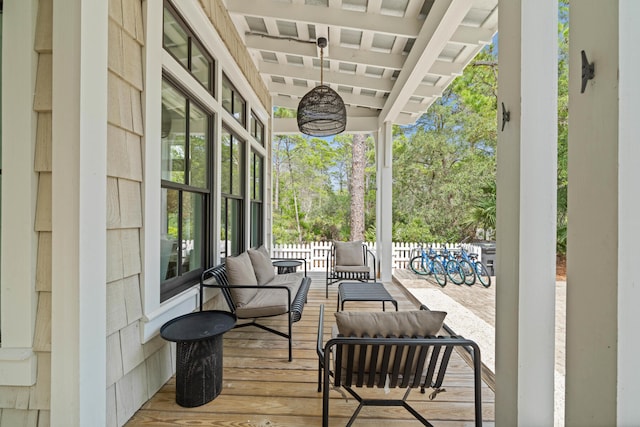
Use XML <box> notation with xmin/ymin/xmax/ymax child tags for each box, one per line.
<box><xmin>224</xmin><ymin>0</ymin><xmax>498</xmax><ymax>133</ymax></box>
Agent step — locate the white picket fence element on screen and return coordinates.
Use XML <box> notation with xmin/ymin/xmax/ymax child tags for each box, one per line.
<box><xmin>271</xmin><ymin>242</ymin><xmax>488</xmax><ymax>272</ymax></box>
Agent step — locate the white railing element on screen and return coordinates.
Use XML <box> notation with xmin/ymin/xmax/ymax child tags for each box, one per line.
<box><xmin>271</xmin><ymin>242</ymin><xmax>489</xmax><ymax>272</ymax></box>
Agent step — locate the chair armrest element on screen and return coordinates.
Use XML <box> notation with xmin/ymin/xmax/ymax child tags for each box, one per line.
<box><xmin>317</xmin><ymin>304</ymin><xmax>326</xmax><ymax>360</ymax></box>
<box><xmin>366</xmin><ymin>248</ymin><xmax>377</xmax><ymax>279</ymax></box>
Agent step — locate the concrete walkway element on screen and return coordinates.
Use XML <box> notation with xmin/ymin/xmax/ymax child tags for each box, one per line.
<box><xmin>393</xmin><ymin>268</ymin><xmax>566</xmax><ymax>426</ymax></box>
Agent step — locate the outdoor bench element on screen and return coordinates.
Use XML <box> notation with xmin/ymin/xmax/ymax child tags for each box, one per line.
<box><xmin>200</xmin><ymin>249</ymin><xmax>311</xmax><ymax>361</ymax></box>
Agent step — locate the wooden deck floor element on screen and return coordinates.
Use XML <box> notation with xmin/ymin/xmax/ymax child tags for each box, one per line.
<box><xmin>125</xmin><ymin>273</ymin><xmax>495</xmax><ymax>426</ymax></box>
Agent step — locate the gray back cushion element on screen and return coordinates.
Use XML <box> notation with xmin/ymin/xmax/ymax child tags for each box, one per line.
<box><xmin>248</xmin><ymin>246</ymin><xmax>276</xmax><ymax>285</ymax></box>
<box><xmin>225</xmin><ymin>252</ymin><xmax>258</xmax><ymax>307</ymax></box>
<box><xmin>335</xmin><ymin>309</ymin><xmax>447</xmax><ymax>337</ymax></box>
<box><xmin>334</xmin><ymin>241</ymin><xmax>364</xmax><ymax>266</ymax></box>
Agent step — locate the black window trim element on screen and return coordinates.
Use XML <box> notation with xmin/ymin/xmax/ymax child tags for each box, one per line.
<box><xmin>160</xmin><ymin>75</ymin><xmax>215</xmax><ymax>302</ymax></box>
<box><xmin>163</xmin><ymin>0</ymin><xmax>215</xmax><ymax>96</ymax></box>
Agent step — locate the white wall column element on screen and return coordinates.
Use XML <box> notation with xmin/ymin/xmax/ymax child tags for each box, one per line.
<box><xmin>566</xmin><ymin>1</ymin><xmax>640</xmax><ymax>425</ymax></box>
<box><xmin>375</xmin><ymin>122</ymin><xmax>393</xmax><ymax>282</ymax></box>
<box><xmin>617</xmin><ymin>1</ymin><xmax>640</xmax><ymax>423</ymax></box>
<box><xmin>50</xmin><ymin>0</ymin><xmax>108</xmax><ymax>425</ymax></box>
<box><xmin>496</xmin><ymin>0</ymin><xmax>557</xmax><ymax>425</ymax></box>
<box><xmin>0</xmin><ymin>0</ymin><xmax>38</xmax><ymax>385</ymax></box>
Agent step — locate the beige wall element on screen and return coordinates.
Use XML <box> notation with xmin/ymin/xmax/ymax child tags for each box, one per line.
<box><xmin>0</xmin><ymin>0</ymin><xmax>271</xmax><ymax>425</ymax></box>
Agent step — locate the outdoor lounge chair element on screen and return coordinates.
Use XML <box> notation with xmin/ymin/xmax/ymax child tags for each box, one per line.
<box><xmin>316</xmin><ymin>305</ymin><xmax>483</xmax><ymax>426</ymax></box>
<box><xmin>325</xmin><ymin>240</ymin><xmax>377</xmax><ymax>298</ymax></box>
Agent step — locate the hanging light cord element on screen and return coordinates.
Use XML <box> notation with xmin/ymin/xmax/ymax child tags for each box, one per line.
<box><xmin>320</xmin><ymin>46</ymin><xmax>324</xmax><ymax>86</ymax></box>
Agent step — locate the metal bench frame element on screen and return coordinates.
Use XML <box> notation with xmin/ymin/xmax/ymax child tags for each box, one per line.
<box><xmin>316</xmin><ymin>305</ymin><xmax>483</xmax><ymax>426</ymax></box>
<box><xmin>200</xmin><ymin>263</ymin><xmax>311</xmax><ymax>361</ymax></box>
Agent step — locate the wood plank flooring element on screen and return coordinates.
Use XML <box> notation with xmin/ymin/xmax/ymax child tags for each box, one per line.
<box><xmin>125</xmin><ymin>273</ymin><xmax>495</xmax><ymax>426</ymax></box>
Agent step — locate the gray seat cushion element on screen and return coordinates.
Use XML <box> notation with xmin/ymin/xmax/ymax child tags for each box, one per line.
<box><xmin>236</xmin><ymin>280</ymin><xmax>301</xmax><ymax>318</ymax></box>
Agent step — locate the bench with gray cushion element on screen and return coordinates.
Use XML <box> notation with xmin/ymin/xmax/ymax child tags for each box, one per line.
<box><xmin>325</xmin><ymin>241</ymin><xmax>377</xmax><ymax>298</ymax></box>
<box><xmin>200</xmin><ymin>246</ymin><xmax>311</xmax><ymax>361</ymax></box>
<box><xmin>316</xmin><ymin>305</ymin><xmax>482</xmax><ymax>426</ymax></box>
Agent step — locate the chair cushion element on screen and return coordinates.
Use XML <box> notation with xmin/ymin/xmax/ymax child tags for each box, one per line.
<box><xmin>235</xmin><ymin>280</ymin><xmax>300</xmax><ymax>318</ymax></box>
<box><xmin>335</xmin><ymin>309</ymin><xmax>447</xmax><ymax>338</ymax></box>
<box><xmin>225</xmin><ymin>252</ymin><xmax>258</xmax><ymax>307</ymax></box>
<box><xmin>248</xmin><ymin>246</ymin><xmax>276</xmax><ymax>285</ymax></box>
<box><xmin>334</xmin><ymin>265</ymin><xmax>370</xmax><ymax>274</ymax></box>
<box><xmin>334</xmin><ymin>241</ymin><xmax>364</xmax><ymax>266</ymax></box>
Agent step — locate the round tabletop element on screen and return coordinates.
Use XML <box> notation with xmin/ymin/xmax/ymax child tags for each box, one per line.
<box><xmin>272</xmin><ymin>259</ymin><xmax>302</xmax><ymax>268</ymax></box>
<box><xmin>160</xmin><ymin>310</ymin><xmax>236</xmax><ymax>342</ymax></box>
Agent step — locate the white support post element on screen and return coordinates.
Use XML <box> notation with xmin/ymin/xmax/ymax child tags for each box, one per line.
<box><xmin>50</xmin><ymin>0</ymin><xmax>108</xmax><ymax>425</ymax></box>
<box><xmin>566</xmin><ymin>1</ymin><xmax>640</xmax><ymax>425</ymax></box>
<box><xmin>618</xmin><ymin>1</ymin><xmax>640</xmax><ymax>423</ymax></box>
<box><xmin>496</xmin><ymin>0</ymin><xmax>557</xmax><ymax>425</ymax></box>
<box><xmin>375</xmin><ymin>122</ymin><xmax>393</xmax><ymax>282</ymax></box>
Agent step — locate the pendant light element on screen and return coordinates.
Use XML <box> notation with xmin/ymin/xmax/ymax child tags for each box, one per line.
<box><xmin>296</xmin><ymin>37</ymin><xmax>347</xmax><ymax>136</ymax></box>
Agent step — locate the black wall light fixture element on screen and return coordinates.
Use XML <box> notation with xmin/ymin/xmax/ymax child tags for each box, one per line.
<box><xmin>581</xmin><ymin>50</ymin><xmax>594</xmax><ymax>93</ymax></box>
<box><xmin>297</xmin><ymin>37</ymin><xmax>347</xmax><ymax>136</ymax></box>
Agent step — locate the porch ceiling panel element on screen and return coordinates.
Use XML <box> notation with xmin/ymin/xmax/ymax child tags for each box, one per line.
<box><xmin>225</xmin><ymin>0</ymin><xmax>497</xmax><ymax>132</ymax></box>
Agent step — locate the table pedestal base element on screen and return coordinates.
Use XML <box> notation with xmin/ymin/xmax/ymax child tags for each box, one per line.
<box><xmin>175</xmin><ymin>335</ymin><xmax>223</xmax><ymax>407</ymax></box>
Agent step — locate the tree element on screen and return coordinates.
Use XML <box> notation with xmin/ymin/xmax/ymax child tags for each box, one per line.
<box><xmin>350</xmin><ymin>133</ymin><xmax>367</xmax><ymax>241</ymax></box>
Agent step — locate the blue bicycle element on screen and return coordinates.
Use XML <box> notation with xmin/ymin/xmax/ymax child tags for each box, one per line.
<box><xmin>458</xmin><ymin>247</ymin><xmax>492</xmax><ymax>287</ymax></box>
<box><xmin>438</xmin><ymin>246</ymin><xmax>466</xmax><ymax>285</ymax></box>
<box><xmin>409</xmin><ymin>246</ymin><xmax>447</xmax><ymax>287</ymax></box>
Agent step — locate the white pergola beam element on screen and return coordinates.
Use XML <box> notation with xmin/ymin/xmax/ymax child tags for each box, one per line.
<box><xmin>273</xmin><ymin>116</ymin><xmax>379</xmax><ymax>134</ymax></box>
<box><xmin>379</xmin><ymin>0</ymin><xmax>472</xmax><ymax>125</ymax></box>
<box><xmin>259</xmin><ymin>60</ymin><xmax>393</xmax><ymax>92</ymax></box>
<box><xmin>226</xmin><ymin>0</ymin><xmax>422</xmax><ymax>37</ymax></box>
<box><xmin>246</xmin><ymin>34</ymin><xmax>406</xmax><ymax>69</ymax></box>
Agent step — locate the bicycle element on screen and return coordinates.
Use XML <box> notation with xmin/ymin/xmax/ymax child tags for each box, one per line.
<box><xmin>459</xmin><ymin>247</ymin><xmax>492</xmax><ymax>287</ymax></box>
<box><xmin>453</xmin><ymin>248</ymin><xmax>476</xmax><ymax>286</ymax></box>
<box><xmin>438</xmin><ymin>246</ymin><xmax>466</xmax><ymax>285</ymax></box>
<box><xmin>409</xmin><ymin>246</ymin><xmax>447</xmax><ymax>287</ymax></box>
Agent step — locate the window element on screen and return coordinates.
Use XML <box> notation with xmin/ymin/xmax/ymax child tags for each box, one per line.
<box><xmin>250</xmin><ymin>151</ymin><xmax>263</xmax><ymax>248</ymax></box>
<box><xmin>221</xmin><ymin>74</ymin><xmax>246</xmax><ymax>126</ymax></box>
<box><xmin>160</xmin><ymin>78</ymin><xmax>211</xmax><ymax>301</ymax></box>
<box><xmin>220</xmin><ymin>127</ymin><xmax>244</xmax><ymax>258</ymax></box>
<box><xmin>163</xmin><ymin>3</ymin><xmax>214</xmax><ymax>93</ymax></box>
<box><xmin>250</xmin><ymin>111</ymin><xmax>265</xmax><ymax>146</ymax></box>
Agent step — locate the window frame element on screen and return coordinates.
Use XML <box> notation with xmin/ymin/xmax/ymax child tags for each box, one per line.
<box><xmin>159</xmin><ymin>74</ymin><xmax>214</xmax><ymax>302</ymax></box>
<box><xmin>250</xmin><ymin>110</ymin><xmax>265</xmax><ymax>146</ymax></box>
<box><xmin>219</xmin><ymin>126</ymin><xmax>245</xmax><ymax>258</ymax></box>
<box><xmin>221</xmin><ymin>73</ymin><xmax>246</xmax><ymax>127</ymax></box>
<box><xmin>162</xmin><ymin>1</ymin><xmax>215</xmax><ymax>95</ymax></box>
<box><xmin>140</xmin><ymin>0</ymin><xmax>271</xmax><ymax>342</ymax></box>
<box><xmin>250</xmin><ymin>150</ymin><xmax>264</xmax><ymax>248</ymax></box>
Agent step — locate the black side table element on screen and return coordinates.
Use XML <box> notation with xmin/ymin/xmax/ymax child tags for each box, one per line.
<box><xmin>160</xmin><ymin>310</ymin><xmax>236</xmax><ymax>407</ymax></box>
<box><xmin>272</xmin><ymin>259</ymin><xmax>302</xmax><ymax>274</ymax></box>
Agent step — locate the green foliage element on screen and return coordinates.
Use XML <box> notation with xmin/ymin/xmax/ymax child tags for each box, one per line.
<box><xmin>556</xmin><ymin>1</ymin><xmax>569</xmax><ymax>254</ymax></box>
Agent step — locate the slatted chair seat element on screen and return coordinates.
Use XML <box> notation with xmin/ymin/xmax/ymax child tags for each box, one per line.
<box><xmin>316</xmin><ymin>305</ymin><xmax>483</xmax><ymax>427</ymax></box>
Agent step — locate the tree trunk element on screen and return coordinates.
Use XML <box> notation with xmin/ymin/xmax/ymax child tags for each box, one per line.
<box><xmin>350</xmin><ymin>134</ymin><xmax>366</xmax><ymax>241</ymax></box>
<box><xmin>284</xmin><ymin>137</ymin><xmax>303</xmax><ymax>243</ymax></box>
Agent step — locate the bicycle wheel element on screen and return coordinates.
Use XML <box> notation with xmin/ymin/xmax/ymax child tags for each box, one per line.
<box><xmin>409</xmin><ymin>256</ymin><xmax>428</xmax><ymax>275</ymax></box>
<box><xmin>459</xmin><ymin>260</ymin><xmax>475</xmax><ymax>285</ymax></box>
<box><xmin>475</xmin><ymin>262</ymin><xmax>491</xmax><ymax>287</ymax></box>
<box><xmin>431</xmin><ymin>260</ymin><xmax>447</xmax><ymax>287</ymax></box>
<box><xmin>446</xmin><ymin>260</ymin><xmax>465</xmax><ymax>285</ymax></box>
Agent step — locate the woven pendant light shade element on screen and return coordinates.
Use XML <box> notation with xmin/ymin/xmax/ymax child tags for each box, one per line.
<box><xmin>297</xmin><ymin>85</ymin><xmax>346</xmax><ymax>136</ymax></box>
<box><xmin>297</xmin><ymin>37</ymin><xmax>347</xmax><ymax>136</ymax></box>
